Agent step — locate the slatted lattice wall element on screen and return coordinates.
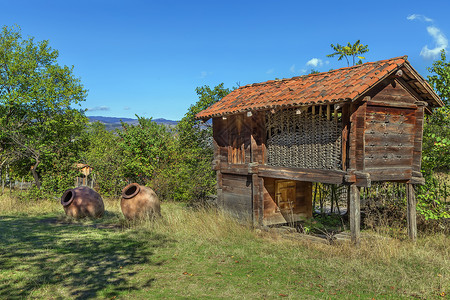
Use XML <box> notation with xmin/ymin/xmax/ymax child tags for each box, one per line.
<box><xmin>266</xmin><ymin>107</ymin><xmax>343</xmax><ymax>170</ymax></box>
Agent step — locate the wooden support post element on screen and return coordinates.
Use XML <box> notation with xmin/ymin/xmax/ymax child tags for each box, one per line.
<box><xmin>406</xmin><ymin>183</ymin><xmax>417</xmax><ymax>241</ymax></box>
<box><xmin>348</xmin><ymin>184</ymin><xmax>361</xmax><ymax>245</ymax></box>
<box><xmin>217</xmin><ymin>171</ymin><xmax>223</xmax><ymax>208</ymax></box>
<box><xmin>252</xmin><ymin>174</ymin><xmax>264</xmax><ymax>226</ymax></box>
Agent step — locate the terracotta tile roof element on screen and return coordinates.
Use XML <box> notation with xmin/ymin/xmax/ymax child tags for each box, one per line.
<box><xmin>196</xmin><ymin>56</ymin><xmax>421</xmax><ymax>119</ymax></box>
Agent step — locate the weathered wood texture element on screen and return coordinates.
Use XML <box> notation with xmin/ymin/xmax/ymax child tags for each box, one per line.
<box><xmin>348</xmin><ymin>101</ymin><xmax>367</xmax><ymax>171</ymax></box>
<box><xmin>406</xmin><ymin>183</ymin><xmax>417</xmax><ymax>240</ymax></box>
<box><xmin>258</xmin><ymin>165</ymin><xmax>346</xmax><ymax>185</ymax></box>
<box><xmin>364</xmin><ymin>104</ymin><xmax>417</xmax><ymax>178</ymax></box>
<box><xmin>213</xmin><ymin>114</ymin><xmax>252</xmax><ymax>165</ymax></box>
<box><xmin>213</xmin><ymin>117</ymin><xmax>230</xmax><ymax>163</ymax></box>
<box><xmin>221</xmin><ymin>174</ymin><xmax>253</xmax><ymax>220</ymax></box>
<box><xmin>216</xmin><ymin>171</ymin><xmax>223</xmax><ymax>207</ymax></box>
<box><xmin>262</xmin><ymin>178</ymin><xmax>312</xmax><ymax>225</ymax></box>
<box><xmin>228</xmin><ymin>114</ymin><xmax>251</xmax><ymax>164</ymax></box>
<box><xmin>348</xmin><ymin>184</ymin><xmax>361</xmax><ymax>245</ymax></box>
<box><xmin>412</xmin><ymin>104</ymin><xmax>425</xmax><ymax>173</ymax></box>
<box><xmin>370</xmin><ymin>81</ymin><xmax>417</xmax><ymax>105</ymax></box>
<box><xmin>341</xmin><ymin>104</ymin><xmax>350</xmax><ymax>171</ymax></box>
<box><xmin>213</xmin><ymin>113</ymin><xmax>265</xmax><ymax>165</ymax></box>
<box><xmin>250</xmin><ymin>112</ymin><xmax>266</xmax><ymax>164</ymax></box>
<box><xmin>252</xmin><ymin>174</ymin><xmax>264</xmax><ymax>225</ymax></box>
<box><xmin>359</xmin><ymin>80</ymin><xmax>427</xmax><ymax>183</ymax></box>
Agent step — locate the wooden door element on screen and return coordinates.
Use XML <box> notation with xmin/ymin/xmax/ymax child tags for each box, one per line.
<box><xmin>275</xmin><ymin>180</ymin><xmax>296</xmax><ymax>212</ymax></box>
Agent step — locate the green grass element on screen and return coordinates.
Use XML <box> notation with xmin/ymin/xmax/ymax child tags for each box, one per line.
<box><xmin>0</xmin><ymin>194</ymin><xmax>448</xmax><ymax>299</ymax></box>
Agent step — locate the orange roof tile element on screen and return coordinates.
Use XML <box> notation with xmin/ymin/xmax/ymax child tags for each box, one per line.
<box><xmin>196</xmin><ymin>56</ymin><xmax>416</xmax><ymax>119</ymax></box>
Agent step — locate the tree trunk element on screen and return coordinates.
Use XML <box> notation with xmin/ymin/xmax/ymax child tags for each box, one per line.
<box><xmin>31</xmin><ymin>160</ymin><xmax>41</xmax><ymax>189</ymax></box>
<box><xmin>0</xmin><ymin>166</ymin><xmax>3</xmax><ymax>195</ymax></box>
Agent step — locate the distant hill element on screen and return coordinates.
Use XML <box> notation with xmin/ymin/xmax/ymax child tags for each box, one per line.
<box><xmin>88</xmin><ymin>116</ymin><xmax>178</xmax><ymax>131</ymax></box>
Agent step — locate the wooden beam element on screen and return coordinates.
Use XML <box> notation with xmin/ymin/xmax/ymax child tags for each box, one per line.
<box><xmin>349</xmin><ymin>101</ymin><xmax>367</xmax><ymax>171</ymax></box>
<box><xmin>217</xmin><ymin>171</ymin><xmax>223</xmax><ymax>208</ymax></box>
<box><xmin>220</xmin><ymin>163</ymin><xmax>250</xmax><ymax>175</ymax></box>
<box><xmin>341</xmin><ymin>104</ymin><xmax>350</xmax><ymax>171</ymax></box>
<box><xmin>412</xmin><ymin>104</ymin><xmax>425</xmax><ymax>173</ymax></box>
<box><xmin>258</xmin><ymin>165</ymin><xmax>346</xmax><ymax>185</ymax></box>
<box><xmin>348</xmin><ymin>184</ymin><xmax>361</xmax><ymax>245</ymax></box>
<box><xmin>252</xmin><ymin>174</ymin><xmax>264</xmax><ymax>226</ymax></box>
<box><xmin>409</xmin><ymin>176</ymin><xmax>425</xmax><ymax>185</ymax></box>
<box><xmin>366</xmin><ymin>100</ymin><xmax>417</xmax><ymax>109</ymax></box>
<box><xmin>406</xmin><ymin>183</ymin><xmax>417</xmax><ymax>241</ymax></box>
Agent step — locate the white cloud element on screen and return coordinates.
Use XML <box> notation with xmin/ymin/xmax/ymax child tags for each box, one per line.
<box><xmin>407</xmin><ymin>14</ymin><xmax>433</xmax><ymax>22</ymax></box>
<box><xmin>87</xmin><ymin>106</ymin><xmax>110</xmax><ymax>112</ymax></box>
<box><xmin>420</xmin><ymin>26</ymin><xmax>448</xmax><ymax>59</ymax></box>
<box><xmin>306</xmin><ymin>58</ymin><xmax>324</xmax><ymax>67</ymax></box>
<box><xmin>124</xmin><ymin>106</ymin><xmax>130</xmax><ymax>110</ymax></box>
<box><xmin>200</xmin><ymin>71</ymin><xmax>209</xmax><ymax>78</ymax></box>
<box><xmin>266</xmin><ymin>68</ymin><xmax>274</xmax><ymax>74</ymax></box>
<box><xmin>289</xmin><ymin>64</ymin><xmax>296</xmax><ymax>73</ymax></box>
<box><xmin>300</xmin><ymin>68</ymin><xmax>307</xmax><ymax>74</ymax></box>
<box><xmin>407</xmin><ymin>14</ymin><xmax>448</xmax><ymax>59</ymax></box>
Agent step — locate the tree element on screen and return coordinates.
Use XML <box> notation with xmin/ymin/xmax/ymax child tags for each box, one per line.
<box><xmin>416</xmin><ymin>49</ymin><xmax>450</xmax><ymax>221</ymax></box>
<box><xmin>421</xmin><ymin>49</ymin><xmax>450</xmax><ymax>174</ymax></box>
<box><xmin>0</xmin><ymin>25</ymin><xmax>87</xmax><ymax>189</ymax></box>
<box><xmin>177</xmin><ymin>83</ymin><xmax>231</xmax><ymax>151</ymax></box>
<box><xmin>327</xmin><ymin>40</ymin><xmax>369</xmax><ymax>67</ymax></box>
<box><xmin>153</xmin><ymin>83</ymin><xmax>231</xmax><ymax>203</ymax></box>
<box><xmin>117</xmin><ymin>116</ymin><xmax>172</xmax><ymax>185</ymax></box>
<box><xmin>80</xmin><ymin>122</ymin><xmax>125</xmax><ymax>197</ymax></box>
<box><xmin>427</xmin><ymin>49</ymin><xmax>450</xmax><ymax>106</ymax></box>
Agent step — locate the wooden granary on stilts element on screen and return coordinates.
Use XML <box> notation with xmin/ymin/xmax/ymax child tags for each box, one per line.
<box><xmin>196</xmin><ymin>56</ymin><xmax>443</xmax><ymax>243</ymax></box>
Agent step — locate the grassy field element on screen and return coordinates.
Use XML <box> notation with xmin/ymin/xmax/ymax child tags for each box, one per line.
<box><xmin>0</xmin><ymin>194</ymin><xmax>448</xmax><ymax>299</ymax></box>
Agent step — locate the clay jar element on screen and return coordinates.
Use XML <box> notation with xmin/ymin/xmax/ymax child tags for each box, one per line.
<box><xmin>61</xmin><ymin>186</ymin><xmax>105</xmax><ymax>218</ymax></box>
<box><xmin>121</xmin><ymin>183</ymin><xmax>161</xmax><ymax>220</ymax></box>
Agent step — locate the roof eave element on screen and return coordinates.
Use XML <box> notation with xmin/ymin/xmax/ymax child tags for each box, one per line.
<box><xmin>402</xmin><ymin>62</ymin><xmax>444</xmax><ymax>107</ymax></box>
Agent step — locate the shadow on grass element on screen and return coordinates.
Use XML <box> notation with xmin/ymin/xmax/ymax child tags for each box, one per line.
<box><xmin>0</xmin><ymin>213</ymin><xmax>172</xmax><ymax>299</ymax></box>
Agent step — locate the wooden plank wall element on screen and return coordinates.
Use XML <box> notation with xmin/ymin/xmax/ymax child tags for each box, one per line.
<box><xmin>213</xmin><ymin>117</ymin><xmax>230</xmax><ymax>163</ymax></box>
<box><xmin>250</xmin><ymin>112</ymin><xmax>266</xmax><ymax>164</ymax></box>
<box><xmin>221</xmin><ymin>173</ymin><xmax>253</xmax><ymax>219</ymax></box>
<box><xmin>348</xmin><ymin>101</ymin><xmax>367</xmax><ymax>171</ymax></box>
<box><xmin>228</xmin><ymin>114</ymin><xmax>251</xmax><ymax>164</ymax></box>
<box><xmin>363</xmin><ymin>81</ymin><xmax>420</xmax><ymax>181</ymax></box>
<box><xmin>412</xmin><ymin>103</ymin><xmax>425</xmax><ymax>174</ymax></box>
<box><xmin>213</xmin><ymin>112</ymin><xmax>265</xmax><ymax>165</ymax></box>
<box><xmin>364</xmin><ymin>106</ymin><xmax>416</xmax><ymax>168</ymax></box>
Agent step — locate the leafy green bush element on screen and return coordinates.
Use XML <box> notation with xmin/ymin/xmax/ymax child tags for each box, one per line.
<box><xmin>416</xmin><ymin>175</ymin><xmax>450</xmax><ymax>220</ymax></box>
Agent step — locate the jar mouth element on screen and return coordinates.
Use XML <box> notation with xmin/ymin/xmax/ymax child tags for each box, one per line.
<box><xmin>61</xmin><ymin>189</ymin><xmax>74</xmax><ymax>207</ymax></box>
<box><xmin>122</xmin><ymin>183</ymin><xmax>140</xmax><ymax>199</ymax></box>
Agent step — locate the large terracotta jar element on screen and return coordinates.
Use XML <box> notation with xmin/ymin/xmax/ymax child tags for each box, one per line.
<box><xmin>121</xmin><ymin>183</ymin><xmax>161</xmax><ymax>220</ymax></box>
<box><xmin>61</xmin><ymin>186</ymin><xmax>105</xmax><ymax>218</ymax></box>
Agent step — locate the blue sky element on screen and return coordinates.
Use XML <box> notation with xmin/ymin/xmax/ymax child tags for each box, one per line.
<box><xmin>1</xmin><ymin>0</ymin><xmax>449</xmax><ymax>120</ymax></box>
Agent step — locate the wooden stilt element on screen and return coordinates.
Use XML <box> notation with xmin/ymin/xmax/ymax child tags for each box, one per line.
<box><xmin>252</xmin><ymin>174</ymin><xmax>264</xmax><ymax>226</ymax></box>
<box><xmin>348</xmin><ymin>184</ymin><xmax>361</xmax><ymax>245</ymax></box>
<box><xmin>217</xmin><ymin>171</ymin><xmax>223</xmax><ymax>208</ymax></box>
<box><xmin>406</xmin><ymin>183</ymin><xmax>417</xmax><ymax>241</ymax></box>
